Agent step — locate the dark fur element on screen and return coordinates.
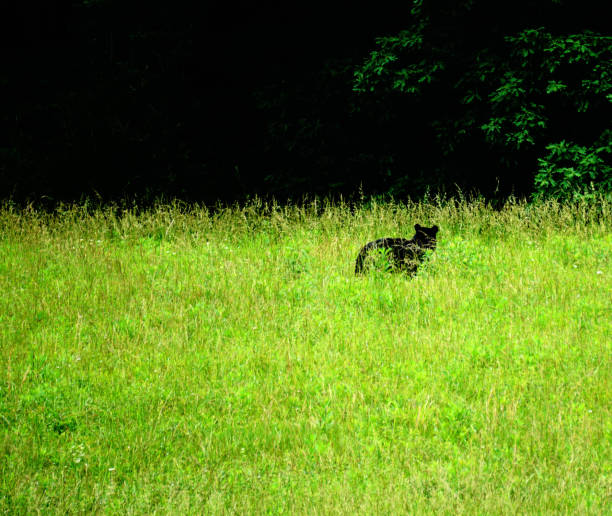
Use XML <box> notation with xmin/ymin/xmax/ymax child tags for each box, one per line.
<box><xmin>355</xmin><ymin>224</ymin><xmax>439</xmax><ymax>275</ymax></box>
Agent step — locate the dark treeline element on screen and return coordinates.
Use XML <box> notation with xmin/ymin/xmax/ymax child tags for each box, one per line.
<box><xmin>1</xmin><ymin>1</ymin><xmax>610</xmax><ymax>205</ymax></box>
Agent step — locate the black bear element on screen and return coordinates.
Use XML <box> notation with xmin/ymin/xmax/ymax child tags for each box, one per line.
<box><xmin>355</xmin><ymin>224</ymin><xmax>439</xmax><ymax>275</ymax></box>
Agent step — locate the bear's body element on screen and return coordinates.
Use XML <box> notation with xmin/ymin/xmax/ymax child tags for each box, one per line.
<box><xmin>355</xmin><ymin>224</ymin><xmax>439</xmax><ymax>275</ymax></box>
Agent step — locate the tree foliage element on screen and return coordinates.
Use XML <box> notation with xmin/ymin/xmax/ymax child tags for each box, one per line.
<box><xmin>2</xmin><ymin>1</ymin><xmax>611</xmax><ymax>203</ymax></box>
<box><xmin>354</xmin><ymin>0</ymin><xmax>612</xmax><ymax>198</ymax></box>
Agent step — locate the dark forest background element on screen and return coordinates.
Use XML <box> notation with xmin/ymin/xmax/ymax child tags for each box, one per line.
<box><xmin>1</xmin><ymin>0</ymin><xmax>610</xmax><ymax>205</ymax></box>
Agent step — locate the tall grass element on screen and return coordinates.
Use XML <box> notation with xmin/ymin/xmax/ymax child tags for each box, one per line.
<box><xmin>0</xmin><ymin>197</ymin><xmax>610</xmax><ymax>514</ymax></box>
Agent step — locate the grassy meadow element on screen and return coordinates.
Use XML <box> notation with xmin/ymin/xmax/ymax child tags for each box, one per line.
<box><xmin>0</xmin><ymin>198</ymin><xmax>610</xmax><ymax>514</ymax></box>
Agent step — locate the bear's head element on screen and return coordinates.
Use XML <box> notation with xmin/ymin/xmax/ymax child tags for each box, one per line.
<box><xmin>414</xmin><ymin>224</ymin><xmax>439</xmax><ymax>249</ymax></box>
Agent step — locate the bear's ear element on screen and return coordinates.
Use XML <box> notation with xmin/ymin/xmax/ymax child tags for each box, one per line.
<box><xmin>432</xmin><ymin>225</ymin><xmax>439</xmax><ymax>233</ymax></box>
<box><xmin>414</xmin><ymin>223</ymin><xmax>422</xmax><ymax>231</ymax></box>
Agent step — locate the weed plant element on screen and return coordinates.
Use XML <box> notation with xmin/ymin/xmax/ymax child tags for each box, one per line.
<box><xmin>0</xmin><ymin>197</ymin><xmax>610</xmax><ymax>514</ymax></box>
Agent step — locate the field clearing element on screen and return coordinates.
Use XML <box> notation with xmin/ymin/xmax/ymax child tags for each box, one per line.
<box><xmin>0</xmin><ymin>198</ymin><xmax>610</xmax><ymax>514</ymax></box>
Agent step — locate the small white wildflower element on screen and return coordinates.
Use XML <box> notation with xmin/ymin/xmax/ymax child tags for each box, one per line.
<box><xmin>596</xmin><ymin>270</ymin><xmax>603</xmax><ymax>275</ymax></box>
<box><xmin>108</xmin><ymin>467</ymin><xmax>116</xmax><ymax>472</ymax></box>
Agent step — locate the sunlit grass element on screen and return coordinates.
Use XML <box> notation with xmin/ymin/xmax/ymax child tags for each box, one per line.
<box><xmin>0</xmin><ymin>197</ymin><xmax>610</xmax><ymax>513</ymax></box>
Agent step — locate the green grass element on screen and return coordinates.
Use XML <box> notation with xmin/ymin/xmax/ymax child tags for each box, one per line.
<box><xmin>0</xmin><ymin>198</ymin><xmax>610</xmax><ymax>514</ymax></box>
